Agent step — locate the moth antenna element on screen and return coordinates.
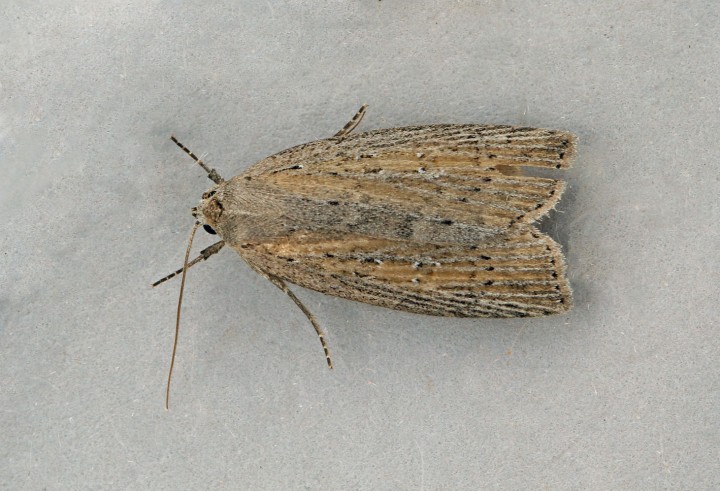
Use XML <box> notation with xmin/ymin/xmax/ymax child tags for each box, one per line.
<box><xmin>165</xmin><ymin>221</ymin><xmax>201</xmax><ymax>410</ymax></box>
<box><xmin>170</xmin><ymin>135</ymin><xmax>224</xmax><ymax>184</ymax></box>
<box><xmin>152</xmin><ymin>241</ymin><xmax>225</xmax><ymax>287</ymax></box>
<box><xmin>333</xmin><ymin>104</ymin><xmax>368</xmax><ymax>138</ymax></box>
<box><xmin>267</xmin><ymin>274</ymin><xmax>333</xmax><ymax>369</ymax></box>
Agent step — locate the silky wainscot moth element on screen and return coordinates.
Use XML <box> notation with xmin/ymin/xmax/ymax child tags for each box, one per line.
<box><xmin>155</xmin><ymin>105</ymin><xmax>575</xmax><ymax>407</ymax></box>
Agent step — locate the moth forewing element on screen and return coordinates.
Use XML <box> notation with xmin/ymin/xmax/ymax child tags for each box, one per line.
<box><xmin>231</xmin><ymin>124</ymin><xmax>574</xmax><ymax>241</ymax></box>
<box><xmin>233</xmin><ymin>226</ymin><xmax>570</xmax><ymax>318</ymax></box>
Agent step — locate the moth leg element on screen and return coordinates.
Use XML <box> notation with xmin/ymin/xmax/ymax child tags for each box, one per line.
<box><xmin>333</xmin><ymin>104</ymin><xmax>368</xmax><ymax>138</ymax></box>
<box><xmin>152</xmin><ymin>241</ymin><xmax>225</xmax><ymax>287</ymax></box>
<box><xmin>265</xmin><ymin>274</ymin><xmax>334</xmax><ymax>369</ymax></box>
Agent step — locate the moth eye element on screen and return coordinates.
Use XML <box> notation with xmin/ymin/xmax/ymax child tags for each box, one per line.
<box><xmin>203</xmin><ymin>224</ymin><xmax>217</xmax><ymax>235</ymax></box>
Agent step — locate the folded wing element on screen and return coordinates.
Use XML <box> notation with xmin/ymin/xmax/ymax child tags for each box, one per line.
<box><xmin>239</xmin><ymin>125</ymin><xmax>574</xmax><ymax>243</ymax></box>
<box><xmin>237</xmin><ymin>227</ymin><xmax>571</xmax><ymax>318</ymax></box>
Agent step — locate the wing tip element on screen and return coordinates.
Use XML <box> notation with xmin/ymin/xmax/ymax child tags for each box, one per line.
<box><xmin>528</xmin><ymin>226</ymin><xmax>573</xmax><ymax>314</ymax></box>
<box><xmin>555</xmin><ymin>131</ymin><xmax>578</xmax><ymax>169</ymax></box>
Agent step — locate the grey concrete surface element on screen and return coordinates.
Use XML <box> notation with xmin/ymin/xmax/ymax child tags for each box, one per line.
<box><xmin>1</xmin><ymin>1</ymin><xmax>718</xmax><ymax>489</ymax></box>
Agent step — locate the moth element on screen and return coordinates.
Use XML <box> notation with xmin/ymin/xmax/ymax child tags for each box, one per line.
<box><xmin>155</xmin><ymin>105</ymin><xmax>575</xmax><ymax>407</ymax></box>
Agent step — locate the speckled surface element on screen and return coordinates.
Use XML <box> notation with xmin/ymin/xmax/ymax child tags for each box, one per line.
<box><xmin>2</xmin><ymin>2</ymin><xmax>718</xmax><ymax>489</ymax></box>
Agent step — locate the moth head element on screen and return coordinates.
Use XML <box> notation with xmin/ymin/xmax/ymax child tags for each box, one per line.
<box><xmin>193</xmin><ymin>185</ymin><xmax>224</xmax><ymax>235</ymax></box>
